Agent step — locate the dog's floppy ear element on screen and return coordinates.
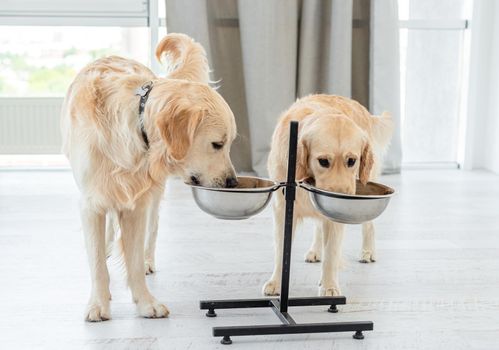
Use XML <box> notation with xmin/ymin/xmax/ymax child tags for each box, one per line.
<box><xmin>156</xmin><ymin>100</ymin><xmax>205</xmax><ymax>161</ymax></box>
<box><xmin>359</xmin><ymin>140</ymin><xmax>374</xmax><ymax>185</ymax></box>
<box><xmin>296</xmin><ymin>134</ymin><xmax>310</xmax><ymax>180</ymax></box>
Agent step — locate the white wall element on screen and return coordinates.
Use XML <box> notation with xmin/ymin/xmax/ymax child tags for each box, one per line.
<box><xmin>465</xmin><ymin>0</ymin><xmax>499</xmax><ymax>174</ymax></box>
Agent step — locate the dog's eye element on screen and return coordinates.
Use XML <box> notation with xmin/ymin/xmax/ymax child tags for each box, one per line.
<box><xmin>212</xmin><ymin>142</ymin><xmax>224</xmax><ymax>150</ymax></box>
<box><xmin>318</xmin><ymin>158</ymin><xmax>330</xmax><ymax>168</ymax></box>
<box><xmin>347</xmin><ymin>158</ymin><xmax>356</xmax><ymax>167</ymax></box>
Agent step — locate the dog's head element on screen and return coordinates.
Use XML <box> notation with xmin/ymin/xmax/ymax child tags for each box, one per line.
<box><xmin>297</xmin><ymin>113</ymin><xmax>374</xmax><ymax>195</ymax></box>
<box><xmin>154</xmin><ymin>82</ymin><xmax>237</xmax><ymax>188</ymax></box>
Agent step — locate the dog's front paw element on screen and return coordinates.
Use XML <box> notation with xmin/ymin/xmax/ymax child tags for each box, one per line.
<box><xmin>137</xmin><ymin>298</ymin><xmax>169</xmax><ymax>318</ymax></box>
<box><xmin>304</xmin><ymin>249</ymin><xmax>321</xmax><ymax>263</ymax></box>
<box><xmin>145</xmin><ymin>259</ymin><xmax>156</xmax><ymax>275</ymax></box>
<box><xmin>262</xmin><ymin>279</ymin><xmax>281</xmax><ymax>296</ymax></box>
<box><xmin>85</xmin><ymin>300</ymin><xmax>111</xmax><ymax>322</ymax></box>
<box><xmin>319</xmin><ymin>285</ymin><xmax>342</xmax><ymax>296</ymax></box>
<box><xmin>359</xmin><ymin>250</ymin><xmax>376</xmax><ymax>263</ymax></box>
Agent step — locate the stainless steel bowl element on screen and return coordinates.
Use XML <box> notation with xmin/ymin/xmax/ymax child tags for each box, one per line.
<box><xmin>299</xmin><ymin>179</ymin><xmax>395</xmax><ymax>224</ymax></box>
<box><xmin>188</xmin><ymin>176</ymin><xmax>281</xmax><ymax>220</ymax></box>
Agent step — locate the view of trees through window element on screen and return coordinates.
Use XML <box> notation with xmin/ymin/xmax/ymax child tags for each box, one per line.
<box><xmin>0</xmin><ymin>26</ymin><xmax>148</xmax><ymax>97</ymax></box>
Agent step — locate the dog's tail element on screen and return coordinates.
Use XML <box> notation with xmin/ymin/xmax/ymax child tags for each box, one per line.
<box><xmin>155</xmin><ymin>33</ymin><xmax>210</xmax><ymax>84</ymax></box>
<box><xmin>372</xmin><ymin>111</ymin><xmax>394</xmax><ymax>153</ymax></box>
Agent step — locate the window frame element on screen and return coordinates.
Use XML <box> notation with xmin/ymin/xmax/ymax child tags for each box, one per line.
<box><xmin>0</xmin><ymin>0</ymin><xmax>163</xmax><ymax>74</ymax></box>
<box><xmin>398</xmin><ymin>18</ymin><xmax>471</xmax><ymax>169</ymax></box>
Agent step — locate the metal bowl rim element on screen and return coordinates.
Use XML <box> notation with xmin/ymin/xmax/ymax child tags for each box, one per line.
<box><xmin>299</xmin><ymin>180</ymin><xmax>396</xmax><ymax>200</ymax></box>
<box><xmin>186</xmin><ymin>176</ymin><xmax>282</xmax><ymax>194</ymax></box>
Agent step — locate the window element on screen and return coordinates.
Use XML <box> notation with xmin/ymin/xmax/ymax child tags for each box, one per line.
<box><xmin>0</xmin><ymin>0</ymin><xmax>164</xmax><ymax>163</ymax></box>
<box><xmin>399</xmin><ymin>0</ymin><xmax>472</xmax><ymax>166</ymax></box>
<box><xmin>0</xmin><ymin>26</ymin><xmax>149</xmax><ymax>97</ymax></box>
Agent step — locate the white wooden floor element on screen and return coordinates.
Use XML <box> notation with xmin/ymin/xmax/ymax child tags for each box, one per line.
<box><xmin>1</xmin><ymin>169</ymin><xmax>499</xmax><ymax>349</ymax></box>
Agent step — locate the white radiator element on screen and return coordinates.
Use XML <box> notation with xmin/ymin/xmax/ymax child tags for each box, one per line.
<box><xmin>0</xmin><ymin>98</ymin><xmax>64</xmax><ymax>154</ymax></box>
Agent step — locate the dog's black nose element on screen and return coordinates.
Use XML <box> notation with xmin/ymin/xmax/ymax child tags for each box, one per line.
<box><xmin>225</xmin><ymin>177</ymin><xmax>238</xmax><ymax>188</ymax></box>
<box><xmin>190</xmin><ymin>175</ymin><xmax>200</xmax><ymax>185</ymax></box>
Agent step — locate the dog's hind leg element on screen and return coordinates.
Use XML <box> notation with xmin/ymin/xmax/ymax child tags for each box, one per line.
<box><xmin>144</xmin><ymin>191</ymin><xmax>162</xmax><ymax>275</ymax></box>
<box><xmin>305</xmin><ymin>223</ymin><xmax>323</xmax><ymax>263</ymax></box>
<box><xmin>119</xmin><ymin>200</ymin><xmax>169</xmax><ymax>318</ymax></box>
<box><xmin>81</xmin><ymin>200</ymin><xmax>111</xmax><ymax>322</ymax></box>
<box><xmin>105</xmin><ymin>210</ymin><xmax>119</xmax><ymax>258</ymax></box>
<box><xmin>359</xmin><ymin>221</ymin><xmax>376</xmax><ymax>263</ymax></box>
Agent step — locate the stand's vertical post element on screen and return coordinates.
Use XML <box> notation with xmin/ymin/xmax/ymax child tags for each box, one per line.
<box><xmin>280</xmin><ymin>121</ymin><xmax>299</xmax><ymax>313</ymax></box>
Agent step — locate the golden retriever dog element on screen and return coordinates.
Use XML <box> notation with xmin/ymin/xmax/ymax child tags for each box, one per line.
<box><xmin>61</xmin><ymin>33</ymin><xmax>237</xmax><ymax>321</ymax></box>
<box><xmin>263</xmin><ymin>95</ymin><xmax>393</xmax><ymax>297</ymax></box>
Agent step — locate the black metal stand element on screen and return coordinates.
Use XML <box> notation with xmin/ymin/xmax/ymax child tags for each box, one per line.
<box><xmin>200</xmin><ymin>121</ymin><xmax>373</xmax><ymax>344</ymax></box>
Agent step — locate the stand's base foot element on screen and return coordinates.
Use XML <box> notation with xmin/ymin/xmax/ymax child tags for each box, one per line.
<box><xmin>327</xmin><ymin>305</ymin><xmax>338</xmax><ymax>313</ymax></box>
<box><xmin>353</xmin><ymin>331</ymin><xmax>364</xmax><ymax>340</ymax></box>
<box><xmin>221</xmin><ymin>336</ymin><xmax>232</xmax><ymax>345</ymax></box>
<box><xmin>201</xmin><ymin>297</ymin><xmax>372</xmax><ymax>343</ymax></box>
<box><xmin>213</xmin><ymin>321</ymin><xmax>373</xmax><ymax>338</ymax></box>
<box><xmin>206</xmin><ymin>309</ymin><xmax>217</xmax><ymax>317</ymax></box>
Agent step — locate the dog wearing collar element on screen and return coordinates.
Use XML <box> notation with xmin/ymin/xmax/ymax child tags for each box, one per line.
<box><xmin>61</xmin><ymin>33</ymin><xmax>238</xmax><ymax>321</ymax></box>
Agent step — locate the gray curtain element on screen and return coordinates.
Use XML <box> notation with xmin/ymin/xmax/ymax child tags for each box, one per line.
<box><xmin>164</xmin><ymin>0</ymin><xmax>402</xmax><ymax>175</ymax></box>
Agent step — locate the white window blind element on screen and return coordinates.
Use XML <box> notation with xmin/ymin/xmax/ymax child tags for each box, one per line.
<box><xmin>0</xmin><ymin>0</ymin><xmax>149</xmax><ymax>26</ymax></box>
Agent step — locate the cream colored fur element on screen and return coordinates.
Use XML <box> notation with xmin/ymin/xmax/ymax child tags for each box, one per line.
<box><xmin>263</xmin><ymin>95</ymin><xmax>393</xmax><ymax>297</ymax></box>
<box><xmin>61</xmin><ymin>33</ymin><xmax>237</xmax><ymax>321</ymax></box>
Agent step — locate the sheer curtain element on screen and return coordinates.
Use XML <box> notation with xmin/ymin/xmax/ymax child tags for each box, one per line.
<box><xmin>164</xmin><ymin>0</ymin><xmax>402</xmax><ymax>175</ymax></box>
